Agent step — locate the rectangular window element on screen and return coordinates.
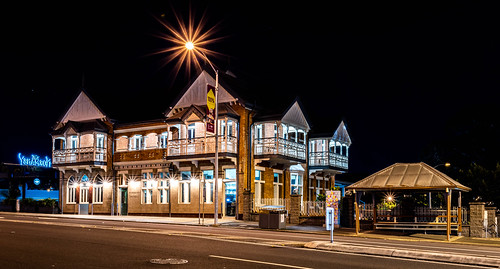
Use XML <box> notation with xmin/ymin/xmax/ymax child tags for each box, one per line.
<box><xmin>188</xmin><ymin>124</ymin><xmax>195</xmax><ymax>140</ymax></box>
<box><xmin>141</xmin><ymin>180</ymin><xmax>153</xmax><ymax>204</ymax></box>
<box><xmin>273</xmin><ymin>173</ymin><xmax>282</xmax><ymax>199</ymax></box>
<box><xmin>93</xmin><ymin>184</ymin><xmax>103</xmax><ymax>204</ymax></box>
<box><xmin>159</xmin><ymin>132</ymin><xmax>168</xmax><ymax>148</ymax></box>
<box><xmin>130</xmin><ymin>135</ymin><xmax>143</xmax><ymax>150</ymax></box>
<box><xmin>70</xmin><ymin>136</ymin><xmax>78</xmax><ymax>149</ymax></box>
<box><xmin>254</xmin><ymin>170</ymin><xmax>264</xmax><ymax>203</ymax></box>
<box><xmin>80</xmin><ymin>184</ymin><xmax>89</xmax><ymax>204</ymax></box>
<box><xmin>67</xmin><ymin>185</ymin><xmax>76</xmax><ymax>204</ymax></box>
<box><xmin>290</xmin><ymin>173</ymin><xmax>303</xmax><ymax>195</ymax></box>
<box><xmin>96</xmin><ymin>134</ymin><xmax>105</xmax><ymax>148</ymax></box>
<box><xmin>228</xmin><ymin>121</ymin><xmax>233</xmax><ymax>137</ymax></box>
<box><xmin>158</xmin><ymin>179</ymin><xmax>169</xmax><ymax>204</ymax></box>
<box><xmin>256</xmin><ymin>125</ymin><xmax>263</xmax><ymax>139</ymax></box>
<box><xmin>225</xmin><ymin>168</ymin><xmax>236</xmax><ymax>180</ymax></box>
<box><xmin>179</xmin><ymin>181</ymin><xmax>191</xmax><ymax>203</ymax></box>
<box><xmin>202</xmin><ymin>170</ymin><xmax>214</xmax><ymax>203</ymax></box>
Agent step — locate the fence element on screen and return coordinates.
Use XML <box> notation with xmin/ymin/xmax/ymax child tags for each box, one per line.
<box><xmin>358</xmin><ymin>204</ymin><xmax>468</xmax><ymax>224</ymax></box>
<box><xmin>300</xmin><ymin>201</ymin><xmax>326</xmax><ymax>216</ymax></box>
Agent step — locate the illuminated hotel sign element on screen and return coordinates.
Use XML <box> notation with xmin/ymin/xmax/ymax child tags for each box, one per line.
<box><xmin>18</xmin><ymin>153</ymin><xmax>52</xmax><ymax>168</ymax></box>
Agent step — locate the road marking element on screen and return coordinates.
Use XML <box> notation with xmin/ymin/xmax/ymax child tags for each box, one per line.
<box><xmin>38</xmin><ymin>217</ymin><xmax>57</xmax><ymax>220</ymax></box>
<box><xmin>209</xmin><ymin>255</ymin><xmax>313</xmax><ymax>269</ymax></box>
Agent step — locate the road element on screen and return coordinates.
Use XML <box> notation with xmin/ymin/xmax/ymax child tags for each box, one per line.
<box><xmin>0</xmin><ymin>213</ymin><xmax>497</xmax><ymax>268</ymax></box>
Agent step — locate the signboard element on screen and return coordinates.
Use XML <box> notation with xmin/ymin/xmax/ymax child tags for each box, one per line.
<box><xmin>206</xmin><ymin>84</ymin><xmax>216</xmax><ymax>134</ymax></box>
<box><xmin>326</xmin><ymin>190</ymin><xmax>341</xmax><ymax>226</ymax></box>
<box><xmin>18</xmin><ymin>153</ymin><xmax>52</xmax><ymax>168</ymax></box>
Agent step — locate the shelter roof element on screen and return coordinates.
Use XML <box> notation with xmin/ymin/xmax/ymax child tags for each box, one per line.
<box><xmin>346</xmin><ymin>162</ymin><xmax>471</xmax><ymax>191</ymax></box>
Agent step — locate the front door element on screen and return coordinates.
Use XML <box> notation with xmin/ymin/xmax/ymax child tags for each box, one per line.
<box><xmin>224</xmin><ymin>181</ymin><xmax>236</xmax><ymax>216</ymax></box>
<box><xmin>120</xmin><ymin>188</ymin><xmax>128</xmax><ymax>216</ymax></box>
<box><xmin>79</xmin><ymin>182</ymin><xmax>89</xmax><ymax>215</ymax></box>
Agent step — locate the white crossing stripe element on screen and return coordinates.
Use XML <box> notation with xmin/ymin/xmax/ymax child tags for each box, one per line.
<box><xmin>209</xmin><ymin>255</ymin><xmax>313</xmax><ymax>269</ymax></box>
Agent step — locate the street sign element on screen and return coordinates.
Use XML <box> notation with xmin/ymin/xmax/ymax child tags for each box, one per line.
<box><xmin>326</xmin><ymin>190</ymin><xmax>341</xmax><ymax>226</ymax></box>
<box><xmin>206</xmin><ymin>85</ymin><xmax>216</xmax><ymax>134</ymax></box>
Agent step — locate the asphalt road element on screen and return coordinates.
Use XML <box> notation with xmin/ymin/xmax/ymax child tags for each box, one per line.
<box><xmin>0</xmin><ymin>214</ymin><xmax>495</xmax><ymax>269</ymax></box>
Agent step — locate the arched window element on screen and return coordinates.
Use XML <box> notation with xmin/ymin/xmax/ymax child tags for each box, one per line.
<box><xmin>93</xmin><ymin>175</ymin><xmax>104</xmax><ymax>204</ymax></box>
<box><xmin>80</xmin><ymin>175</ymin><xmax>90</xmax><ymax>204</ymax></box>
<box><xmin>67</xmin><ymin>176</ymin><xmax>77</xmax><ymax>204</ymax></box>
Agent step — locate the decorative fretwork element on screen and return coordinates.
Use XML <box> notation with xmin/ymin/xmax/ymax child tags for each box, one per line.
<box><xmin>254</xmin><ymin>137</ymin><xmax>306</xmax><ymax>160</ymax></box>
<box><xmin>309</xmin><ymin>151</ymin><xmax>348</xmax><ymax>169</ymax></box>
<box><xmin>53</xmin><ymin>147</ymin><xmax>106</xmax><ymax>164</ymax></box>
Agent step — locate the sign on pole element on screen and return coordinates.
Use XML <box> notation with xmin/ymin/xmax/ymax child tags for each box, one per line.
<box><xmin>206</xmin><ymin>85</ymin><xmax>216</xmax><ymax>134</ymax></box>
<box><xmin>326</xmin><ymin>190</ymin><xmax>341</xmax><ymax>227</ymax></box>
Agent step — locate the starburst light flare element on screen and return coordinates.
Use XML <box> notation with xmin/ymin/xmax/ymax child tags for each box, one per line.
<box><xmin>152</xmin><ymin>8</ymin><xmax>224</xmax><ymax>78</ymax></box>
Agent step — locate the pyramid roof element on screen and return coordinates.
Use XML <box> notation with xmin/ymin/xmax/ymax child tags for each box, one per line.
<box><xmin>346</xmin><ymin>162</ymin><xmax>471</xmax><ymax>191</ymax></box>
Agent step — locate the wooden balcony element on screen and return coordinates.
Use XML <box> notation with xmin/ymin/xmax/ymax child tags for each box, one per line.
<box><xmin>53</xmin><ymin>147</ymin><xmax>106</xmax><ymax>165</ymax></box>
<box><xmin>167</xmin><ymin>136</ymin><xmax>238</xmax><ymax>159</ymax></box>
<box><xmin>309</xmin><ymin>151</ymin><xmax>348</xmax><ymax>170</ymax></box>
<box><xmin>254</xmin><ymin>137</ymin><xmax>306</xmax><ymax>162</ymax></box>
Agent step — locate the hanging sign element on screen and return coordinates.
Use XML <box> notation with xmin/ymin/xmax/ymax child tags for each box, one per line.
<box><xmin>206</xmin><ymin>84</ymin><xmax>216</xmax><ymax>134</ymax></box>
<box><xmin>18</xmin><ymin>153</ymin><xmax>52</xmax><ymax>168</ymax></box>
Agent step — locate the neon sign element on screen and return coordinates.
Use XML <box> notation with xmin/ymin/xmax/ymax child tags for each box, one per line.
<box><xmin>18</xmin><ymin>153</ymin><xmax>52</xmax><ymax>168</ymax></box>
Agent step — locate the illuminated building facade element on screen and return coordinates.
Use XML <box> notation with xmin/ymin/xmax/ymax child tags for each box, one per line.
<box><xmin>51</xmin><ymin>68</ymin><xmax>350</xmax><ymax>218</ymax></box>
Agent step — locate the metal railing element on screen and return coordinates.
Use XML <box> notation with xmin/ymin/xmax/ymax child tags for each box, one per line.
<box><xmin>254</xmin><ymin>137</ymin><xmax>306</xmax><ymax>160</ymax></box>
<box><xmin>309</xmin><ymin>151</ymin><xmax>348</xmax><ymax>169</ymax></box>
<box><xmin>301</xmin><ymin>201</ymin><xmax>326</xmax><ymax>216</ymax></box>
<box><xmin>53</xmin><ymin>147</ymin><xmax>106</xmax><ymax>164</ymax></box>
<box><xmin>253</xmin><ymin>198</ymin><xmax>289</xmax><ymax>213</ymax></box>
<box><xmin>167</xmin><ymin>136</ymin><xmax>237</xmax><ymax>156</ymax></box>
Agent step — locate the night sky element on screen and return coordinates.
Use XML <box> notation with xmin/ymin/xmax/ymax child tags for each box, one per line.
<box><xmin>1</xmin><ymin>1</ymin><xmax>499</xmax><ymax>175</ymax></box>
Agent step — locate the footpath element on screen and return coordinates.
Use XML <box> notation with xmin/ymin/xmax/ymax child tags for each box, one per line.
<box><xmin>4</xmin><ymin>212</ymin><xmax>500</xmax><ymax>268</ymax></box>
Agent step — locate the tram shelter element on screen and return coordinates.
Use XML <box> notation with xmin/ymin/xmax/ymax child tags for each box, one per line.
<box><xmin>346</xmin><ymin>162</ymin><xmax>471</xmax><ymax>241</ymax></box>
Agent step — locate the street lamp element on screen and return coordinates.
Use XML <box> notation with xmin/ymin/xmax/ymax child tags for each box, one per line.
<box><xmin>185</xmin><ymin>42</ymin><xmax>220</xmax><ymax>226</ymax></box>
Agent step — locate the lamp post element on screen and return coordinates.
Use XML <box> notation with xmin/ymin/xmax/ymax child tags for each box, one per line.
<box><xmin>185</xmin><ymin>41</ymin><xmax>220</xmax><ymax>225</ymax></box>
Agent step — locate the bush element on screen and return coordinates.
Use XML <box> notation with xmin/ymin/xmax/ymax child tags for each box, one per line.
<box><xmin>39</xmin><ymin>198</ymin><xmax>57</xmax><ymax>208</ymax></box>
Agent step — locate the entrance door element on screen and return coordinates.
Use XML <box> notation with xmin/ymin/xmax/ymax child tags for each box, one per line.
<box><xmin>79</xmin><ymin>182</ymin><xmax>89</xmax><ymax>215</ymax></box>
<box><xmin>120</xmin><ymin>188</ymin><xmax>128</xmax><ymax>216</ymax></box>
<box><xmin>224</xmin><ymin>182</ymin><xmax>236</xmax><ymax>216</ymax></box>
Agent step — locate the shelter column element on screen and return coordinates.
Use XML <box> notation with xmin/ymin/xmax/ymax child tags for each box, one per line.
<box><xmin>372</xmin><ymin>193</ymin><xmax>377</xmax><ymax>228</ymax></box>
<box><xmin>446</xmin><ymin>188</ymin><xmax>451</xmax><ymax>241</ymax></box>
<box><xmin>458</xmin><ymin>191</ymin><xmax>462</xmax><ymax>235</ymax></box>
<box><xmin>354</xmin><ymin>189</ymin><xmax>360</xmax><ymax>235</ymax></box>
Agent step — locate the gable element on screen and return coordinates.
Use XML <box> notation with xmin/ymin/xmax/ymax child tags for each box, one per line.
<box><xmin>281</xmin><ymin>101</ymin><xmax>310</xmax><ymax>131</ymax></box>
<box><xmin>167</xmin><ymin>71</ymin><xmax>236</xmax><ymax>117</ymax></box>
<box><xmin>59</xmin><ymin>91</ymin><xmax>106</xmax><ymax>126</ymax></box>
<box><xmin>332</xmin><ymin>121</ymin><xmax>351</xmax><ymax>146</ymax></box>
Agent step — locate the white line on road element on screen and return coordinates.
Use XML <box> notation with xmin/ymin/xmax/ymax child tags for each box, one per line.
<box><xmin>209</xmin><ymin>255</ymin><xmax>313</xmax><ymax>269</ymax></box>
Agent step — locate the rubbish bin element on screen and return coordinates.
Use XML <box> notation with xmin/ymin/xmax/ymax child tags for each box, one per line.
<box><xmin>258</xmin><ymin>205</ymin><xmax>287</xmax><ymax>229</ymax></box>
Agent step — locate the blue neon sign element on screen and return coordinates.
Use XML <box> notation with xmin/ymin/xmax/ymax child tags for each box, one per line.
<box><xmin>18</xmin><ymin>153</ymin><xmax>52</xmax><ymax>168</ymax></box>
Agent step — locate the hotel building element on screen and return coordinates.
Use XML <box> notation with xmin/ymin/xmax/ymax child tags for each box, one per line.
<box><xmin>51</xmin><ymin>68</ymin><xmax>351</xmax><ymax>219</ymax></box>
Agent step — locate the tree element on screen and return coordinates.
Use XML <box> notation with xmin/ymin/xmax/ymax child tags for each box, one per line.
<box><xmin>422</xmin><ymin>105</ymin><xmax>500</xmax><ymax>207</ymax></box>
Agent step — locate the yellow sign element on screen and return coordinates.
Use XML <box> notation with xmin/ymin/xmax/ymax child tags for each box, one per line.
<box><xmin>207</xmin><ymin>86</ymin><xmax>216</xmax><ymax>110</ymax></box>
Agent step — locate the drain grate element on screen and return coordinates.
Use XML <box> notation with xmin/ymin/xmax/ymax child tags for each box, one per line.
<box><xmin>150</xmin><ymin>258</ymin><xmax>188</xmax><ymax>265</ymax></box>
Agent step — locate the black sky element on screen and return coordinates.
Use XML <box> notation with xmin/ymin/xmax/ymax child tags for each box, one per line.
<box><xmin>1</xmin><ymin>1</ymin><xmax>499</xmax><ymax>174</ymax></box>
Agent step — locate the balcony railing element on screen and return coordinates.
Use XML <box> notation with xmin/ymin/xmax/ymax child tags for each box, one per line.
<box><xmin>53</xmin><ymin>147</ymin><xmax>106</xmax><ymax>164</ymax></box>
<box><xmin>309</xmin><ymin>151</ymin><xmax>348</xmax><ymax>169</ymax></box>
<box><xmin>254</xmin><ymin>137</ymin><xmax>306</xmax><ymax>161</ymax></box>
<box><xmin>167</xmin><ymin>136</ymin><xmax>238</xmax><ymax>157</ymax></box>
